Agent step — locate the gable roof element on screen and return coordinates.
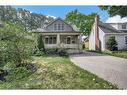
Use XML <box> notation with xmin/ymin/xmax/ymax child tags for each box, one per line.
<box><xmin>44</xmin><ymin>18</ymin><xmax>80</xmax><ymax>32</ymax></box>
<box><xmin>98</xmin><ymin>21</ymin><xmax>127</xmax><ymax>34</ymax></box>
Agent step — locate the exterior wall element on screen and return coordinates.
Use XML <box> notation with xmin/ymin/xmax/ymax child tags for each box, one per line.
<box><xmin>89</xmin><ymin>25</ymin><xmax>105</xmax><ymax>51</ymax></box>
<box><xmin>105</xmin><ymin>34</ymin><xmax>127</xmax><ymax>50</ymax></box>
<box><xmin>46</xmin><ymin>19</ymin><xmax>73</xmax><ymax>32</ymax></box>
<box><xmin>99</xmin><ymin>27</ymin><xmax>106</xmax><ymax>51</ymax></box>
<box><xmin>118</xmin><ymin>23</ymin><xmax>127</xmax><ymax>30</ymax></box>
<box><xmin>109</xmin><ymin>23</ymin><xmax>127</xmax><ymax>31</ymax></box>
<box><xmin>89</xmin><ymin>23</ymin><xmax>96</xmax><ymax>50</ymax></box>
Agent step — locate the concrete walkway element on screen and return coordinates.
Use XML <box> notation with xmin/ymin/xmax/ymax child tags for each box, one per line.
<box><xmin>70</xmin><ymin>52</ymin><xmax>127</xmax><ymax>89</ymax></box>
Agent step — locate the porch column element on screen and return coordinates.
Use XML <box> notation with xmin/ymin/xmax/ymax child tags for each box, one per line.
<box><xmin>78</xmin><ymin>34</ymin><xmax>82</xmax><ymax>50</ymax></box>
<box><xmin>57</xmin><ymin>34</ymin><xmax>60</xmax><ymax>45</ymax></box>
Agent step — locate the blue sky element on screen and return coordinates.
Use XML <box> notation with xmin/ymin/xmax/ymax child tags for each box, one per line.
<box><xmin>15</xmin><ymin>6</ymin><xmax>109</xmax><ymax>22</ymax></box>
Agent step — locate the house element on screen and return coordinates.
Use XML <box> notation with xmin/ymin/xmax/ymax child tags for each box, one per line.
<box><xmin>89</xmin><ymin>15</ymin><xmax>127</xmax><ymax>51</ymax></box>
<box><xmin>35</xmin><ymin>18</ymin><xmax>82</xmax><ymax>53</ymax></box>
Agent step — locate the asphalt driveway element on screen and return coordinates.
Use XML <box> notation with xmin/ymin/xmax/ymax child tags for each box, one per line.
<box><xmin>70</xmin><ymin>52</ymin><xmax>127</xmax><ymax>89</ymax></box>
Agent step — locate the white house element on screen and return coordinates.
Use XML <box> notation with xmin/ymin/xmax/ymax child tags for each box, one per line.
<box><xmin>34</xmin><ymin>18</ymin><xmax>82</xmax><ymax>53</ymax></box>
<box><xmin>89</xmin><ymin>15</ymin><xmax>127</xmax><ymax>51</ymax></box>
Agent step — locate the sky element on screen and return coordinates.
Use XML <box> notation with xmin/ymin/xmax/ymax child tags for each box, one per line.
<box><xmin>15</xmin><ymin>6</ymin><xmax>127</xmax><ymax>23</ymax></box>
<box><xmin>15</xmin><ymin>6</ymin><xmax>109</xmax><ymax>22</ymax></box>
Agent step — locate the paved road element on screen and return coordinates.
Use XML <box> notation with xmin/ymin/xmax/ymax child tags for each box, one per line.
<box><xmin>70</xmin><ymin>52</ymin><xmax>127</xmax><ymax>89</ymax></box>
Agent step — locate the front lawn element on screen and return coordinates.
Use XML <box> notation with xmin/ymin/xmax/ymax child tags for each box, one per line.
<box><xmin>104</xmin><ymin>51</ymin><xmax>127</xmax><ymax>59</ymax></box>
<box><xmin>0</xmin><ymin>55</ymin><xmax>117</xmax><ymax>89</ymax></box>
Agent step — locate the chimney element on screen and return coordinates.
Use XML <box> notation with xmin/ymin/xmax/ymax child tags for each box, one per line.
<box><xmin>95</xmin><ymin>15</ymin><xmax>101</xmax><ymax>51</ymax></box>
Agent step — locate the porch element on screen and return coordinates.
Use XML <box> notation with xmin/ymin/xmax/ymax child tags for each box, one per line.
<box><xmin>42</xmin><ymin>33</ymin><xmax>82</xmax><ymax>51</ymax></box>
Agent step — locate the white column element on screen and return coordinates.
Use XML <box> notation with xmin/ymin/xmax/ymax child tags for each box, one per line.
<box><xmin>78</xmin><ymin>34</ymin><xmax>82</xmax><ymax>50</ymax></box>
<box><xmin>57</xmin><ymin>34</ymin><xmax>60</xmax><ymax>45</ymax></box>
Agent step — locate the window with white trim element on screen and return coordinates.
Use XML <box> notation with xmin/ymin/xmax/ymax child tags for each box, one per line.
<box><xmin>125</xmin><ymin>36</ymin><xmax>127</xmax><ymax>44</ymax></box>
<box><xmin>58</xmin><ymin>23</ymin><xmax>61</xmax><ymax>30</ymax></box>
<box><xmin>66</xmin><ymin>37</ymin><xmax>71</xmax><ymax>44</ymax></box>
<box><xmin>122</xmin><ymin>24</ymin><xmax>126</xmax><ymax>29</ymax></box>
<box><xmin>61</xmin><ymin>23</ymin><xmax>64</xmax><ymax>30</ymax></box>
<box><xmin>53</xmin><ymin>23</ymin><xmax>64</xmax><ymax>30</ymax></box>
<box><xmin>54</xmin><ymin>23</ymin><xmax>57</xmax><ymax>30</ymax></box>
<box><xmin>45</xmin><ymin>36</ymin><xmax>57</xmax><ymax>44</ymax></box>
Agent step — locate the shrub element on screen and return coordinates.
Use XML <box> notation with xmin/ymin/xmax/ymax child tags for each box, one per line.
<box><xmin>16</xmin><ymin>63</ymin><xmax>38</xmax><ymax>72</ymax></box>
<box><xmin>0</xmin><ymin>21</ymin><xmax>35</xmax><ymax>65</ymax></box>
<box><xmin>37</xmin><ymin>34</ymin><xmax>45</xmax><ymax>52</ymax></box>
<box><xmin>106</xmin><ymin>36</ymin><xmax>118</xmax><ymax>51</ymax></box>
<box><xmin>45</xmin><ymin>48</ymin><xmax>58</xmax><ymax>55</ymax></box>
<box><xmin>34</xmin><ymin>50</ymin><xmax>45</xmax><ymax>56</ymax></box>
<box><xmin>44</xmin><ymin>48</ymin><xmax>68</xmax><ymax>56</ymax></box>
<box><xmin>6</xmin><ymin>67</ymin><xmax>31</xmax><ymax>81</ymax></box>
<box><xmin>58</xmin><ymin>49</ymin><xmax>68</xmax><ymax>56</ymax></box>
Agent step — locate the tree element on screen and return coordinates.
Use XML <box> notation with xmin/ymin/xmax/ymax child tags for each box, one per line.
<box><xmin>0</xmin><ymin>6</ymin><xmax>55</xmax><ymax>31</ymax></box>
<box><xmin>0</xmin><ymin>21</ymin><xmax>35</xmax><ymax>66</ymax></box>
<box><xmin>65</xmin><ymin>9</ymin><xmax>96</xmax><ymax>35</ymax></box>
<box><xmin>106</xmin><ymin>36</ymin><xmax>117</xmax><ymax>51</ymax></box>
<box><xmin>99</xmin><ymin>6</ymin><xmax>127</xmax><ymax>17</ymax></box>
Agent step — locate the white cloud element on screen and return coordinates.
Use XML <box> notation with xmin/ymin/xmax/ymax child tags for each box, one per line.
<box><xmin>106</xmin><ymin>15</ymin><xmax>127</xmax><ymax>23</ymax></box>
<box><xmin>46</xmin><ymin>15</ymin><xmax>56</xmax><ymax>19</ymax></box>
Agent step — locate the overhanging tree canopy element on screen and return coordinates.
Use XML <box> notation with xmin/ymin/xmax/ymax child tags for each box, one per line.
<box><xmin>65</xmin><ymin>9</ymin><xmax>96</xmax><ymax>36</ymax></box>
<box><xmin>99</xmin><ymin>6</ymin><xmax>127</xmax><ymax>17</ymax></box>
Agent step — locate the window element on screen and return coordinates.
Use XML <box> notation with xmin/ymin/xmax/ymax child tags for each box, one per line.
<box><xmin>62</xmin><ymin>23</ymin><xmax>64</xmax><ymax>30</ymax></box>
<box><xmin>67</xmin><ymin>37</ymin><xmax>71</xmax><ymax>44</ymax></box>
<box><xmin>53</xmin><ymin>23</ymin><xmax>64</xmax><ymax>30</ymax></box>
<box><xmin>58</xmin><ymin>23</ymin><xmax>61</xmax><ymax>30</ymax></box>
<box><xmin>45</xmin><ymin>37</ymin><xmax>49</xmax><ymax>44</ymax></box>
<box><xmin>53</xmin><ymin>23</ymin><xmax>57</xmax><ymax>30</ymax></box>
<box><xmin>125</xmin><ymin>36</ymin><xmax>127</xmax><ymax>44</ymax></box>
<box><xmin>53</xmin><ymin>37</ymin><xmax>57</xmax><ymax>44</ymax></box>
<box><xmin>122</xmin><ymin>24</ymin><xmax>126</xmax><ymax>29</ymax></box>
<box><xmin>49</xmin><ymin>37</ymin><xmax>52</xmax><ymax>44</ymax></box>
<box><xmin>45</xmin><ymin>36</ymin><xmax>57</xmax><ymax>44</ymax></box>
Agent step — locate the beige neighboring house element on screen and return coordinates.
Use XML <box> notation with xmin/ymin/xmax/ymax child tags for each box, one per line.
<box><xmin>89</xmin><ymin>15</ymin><xmax>127</xmax><ymax>51</ymax></box>
<box><xmin>34</xmin><ymin>18</ymin><xmax>82</xmax><ymax>53</ymax></box>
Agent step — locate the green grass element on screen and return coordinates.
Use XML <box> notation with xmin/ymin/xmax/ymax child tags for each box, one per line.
<box><xmin>86</xmin><ymin>50</ymin><xmax>127</xmax><ymax>59</ymax></box>
<box><xmin>105</xmin><ymin>51</ymin><xmax>127</xmax><ymax>59</ymax></box>
<box><xmin>0</xmin><ymin>55</ymin><xmax>118</xmax><ymax>89</ymax></box>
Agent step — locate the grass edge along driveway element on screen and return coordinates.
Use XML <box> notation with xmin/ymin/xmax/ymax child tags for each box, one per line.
<box><xmin>0</xmin><ymin>55</ymin><xmax>118</xmax><ymax>89</ymax></box>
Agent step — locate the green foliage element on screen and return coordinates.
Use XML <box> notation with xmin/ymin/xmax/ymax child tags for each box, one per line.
<box><xmin>37</xmin><ymin>34</ymin><xmax>45</xmax><ymax>52</ymax></box>
<box><xmin>99</xmin><ymin>6</ymin><xmax>127</xmax><ymax>17</ymax></box>
<box><xmin>106</xmin><ymin>36</ymin><xmax>117</xmax><ymax>51</ymax></box>
<box><xmin>0</xmin><ymin>21</ymin><xmax>35</xmax><ymax>67</ymax></box>
<box><xmin>6</xmin><ymin>67</ymin><xmax>31</xmax><ymax>81</ymax></box>
<box><xmin>0</xmin><ymin>56</ymin><xmax>117</xmax><ymax>89</ymax></box>
<box><xmin>0</xmin><ymin>6</ymin><xmax>54</xmax><ymax>31</ymax></box>
<box><xmin>57</xmin><ymin>49</ymin><xmax>68</xmax><ymax>56</ymax></box>
<box><xmin>34</xmin><ymin>50</ymin><xmax>45</xmax><ymax>56</ymax></box>
<box><xmin>65</xmin><ymin>9</ymin><xmax>96</xmax><ymax>35</ymax></box>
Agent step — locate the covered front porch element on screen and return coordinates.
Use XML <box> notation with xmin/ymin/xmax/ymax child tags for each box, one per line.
<box><xmin>42</xmin><ymin>33</ymin><xmax>82</xmax><ymax>51</ymax></box>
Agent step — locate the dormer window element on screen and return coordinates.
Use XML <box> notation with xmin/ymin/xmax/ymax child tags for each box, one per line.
<box><xmin>62</xmin><ymin>23</ymin><xmax>64</xmax><ymax>30</ymax></box>
<box><xmin>58</xmin><ymin>23</ymin><xmax>61</xmax><ymax>30</ymax></box>
<box><xmin>122</xmin><ymin>24</ymin><xmax>126</xmax><ymax>29</ymax></box>
<box><xmin>53</xmin><ymin>23</ymin><xmax>64</xmax><ymax>31</ymax></box>
<box><xmin>54</xmin><ymin>23</ymin><xmax>57</xmax><ymax>30</ymax></box>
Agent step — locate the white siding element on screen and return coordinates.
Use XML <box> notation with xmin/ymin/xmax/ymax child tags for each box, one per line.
<box><xmin>98</xmin><ymin>28</ymin><xmax>106</xmax><ymax>51</ymax></box>
<box><xmin>105</xmin><ymin>34</ymin><xmax>127</xmax><ymax>50</ymax></box>
<box><xmin>109</xmin><ymin>23</ymin><xmax>127</xmax><ymax>31</ymax></box>
<box><xmin>89</xmin><ymin>23</ymin><xmax>96</xmax><ymax>50</ymax></box>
